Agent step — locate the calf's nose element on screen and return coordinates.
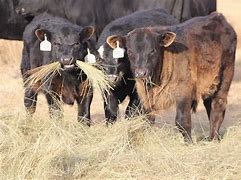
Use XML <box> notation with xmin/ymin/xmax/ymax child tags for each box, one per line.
<box><xmin>60</xmin><ymin>55</ymin><xmax>75</xmax><ymax>65</ymax></box>
<box><xmin>15</xmin><ymin>7</ymin><xmax>25</xmax><ymax>14</ymax></box>
<box><xmin>108</xmin><ymin>74</ymin><xmax>118</xmax><ymax>82</ymax></box>
<box><xmin>135</xmin><ymin>68</ymin><xmax>148</xmax><ymax>78</ymax></box>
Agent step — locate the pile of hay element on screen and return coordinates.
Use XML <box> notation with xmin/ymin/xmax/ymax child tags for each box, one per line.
<box><xmin>0</xmin><ymin>111</ymin><xmax>241</xmax><ymax>179</ymax></box>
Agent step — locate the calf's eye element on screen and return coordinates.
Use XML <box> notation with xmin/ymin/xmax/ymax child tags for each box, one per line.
<box><xmin>74</xmin><ymin>42</ymin><xmax>80</xmax><ymax>46</ymax></box>
<box><xmin>149</xmin><ymin>49</ymin><xmax>156</xmax><ymax>56</ymax></box>
<box><xmin>127</xmin><ymin>50</ymin><xmax>134</xmax><ymax>58</ymax></box>
<box><xmin>53</xmin><ymin>42</ymin><xmax>60</xmax><ymax>47</ymax></box>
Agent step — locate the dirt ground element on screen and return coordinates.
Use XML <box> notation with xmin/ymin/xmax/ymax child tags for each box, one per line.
<box><xmin>0</xmin><ymin>0</ymin><xmax>241</xmax><ymax>138</ymax></box>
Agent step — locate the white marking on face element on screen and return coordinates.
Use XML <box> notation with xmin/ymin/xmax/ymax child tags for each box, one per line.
<box><xmin>64</xmin><ymin>64</ymin><xmax>75</xmax><ymax>69</ymax></box>
<box><xmin>98</xmin><ymin>45</ymin><xmax>104</xmax><ymax>59</ymax></box>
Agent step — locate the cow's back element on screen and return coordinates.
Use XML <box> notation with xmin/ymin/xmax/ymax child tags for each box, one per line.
<box><xmin>98</xmin><ymin>9</ymin><xmax>178</xmax><ymax>46</ymax></box>
<box><xmin>0</xmin><ymin>0</ymin><xmax>28</xmax><ymax>40</ymax></box>
<box><xmin>161</xmin><ymin>12</ymin><xmax>236</xmax><ymax>101</ymax></box>
<box><xmin>194</xmin><ymin>13</ymin><xmax>236</xmax><ymax>98</ymax></box>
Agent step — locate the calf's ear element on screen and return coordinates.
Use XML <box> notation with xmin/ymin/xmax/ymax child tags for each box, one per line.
<box><xmin>107</xmin><ymin>35</ymin><xmax>126</xmax><ymax>49</ymax></box>
<box><xmin>35</xmin><ymin>29</ymin><xmax>51</xmax><ymax>41</ymax></box>
<box><xmin>158</xmin><ymin>31</ymin><xmax>176</xmax><ymax>47</ymax></box>
<box><xmin>79</xmin><ymin>26</ymin><xmax>95</xmax><ymax>42</ymax></box>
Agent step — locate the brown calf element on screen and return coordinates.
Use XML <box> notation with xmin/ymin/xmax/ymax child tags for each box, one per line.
<box><xmin>107</xmin><ymin>12</ymin><xmax>237</xmax><ymax>141</ymax></box>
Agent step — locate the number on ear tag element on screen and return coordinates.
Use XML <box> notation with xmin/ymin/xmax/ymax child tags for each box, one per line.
<box><xmin>84</xmin><ymin>48</ymin><xmax>96</xmax><ymax>63</ymax></box>
<box><xmin>40</xmin><ymin>34</ymin><xmax>51</xmax><ymax>51</ymax></box>
<box><xmin>113</xmin><ymin>41</ymin><xmax>125</xmax><ymax>59</ymax></box>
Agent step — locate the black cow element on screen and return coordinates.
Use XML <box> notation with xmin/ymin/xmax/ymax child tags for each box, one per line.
<box><xmin>16</xmin><ymin>0</ymin><xmax>102</xmax><ymax>38</ymax></box>
<box><xmin>96</xmin><ymin>9</ymin><xmax>178</xmax><ymax>123</ymax></box>
<box><xmin>0</xmin><ymin>0</ymin><xmax>30</xmax><ymax>40</ymax></box>
<box><xmin>15</xmin><ymin>0</ymin><xmax>216</xmax><ymax>40</ymax></box>
<box><xmin>107</xmin><ymin>12</ymin><xmax>237</xmax><ymax>141</ymax></box>
<box><xmin>130</xmin><ymin>0</ymin><xmax>216</xmax><ymax>22</ymax></box>
<box><xmin>21</xmin><ymin>13</ymin><xmax>95</xmax><ymax>125</ymax></box>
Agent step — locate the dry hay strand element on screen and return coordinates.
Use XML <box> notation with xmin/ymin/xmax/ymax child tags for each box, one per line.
<box><xmin>76</xmin><ymin>60</ymin><xmax>113</xmax><ymax>101</ymax></box>
<box><xmin>24</xmin><ymin>62</ymin><xmax>61</xmax><ymax>89</ymax></box>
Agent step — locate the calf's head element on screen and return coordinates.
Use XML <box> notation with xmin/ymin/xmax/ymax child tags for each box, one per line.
<box><xmin>16</xmin><ymin>0</ymin><xmax>41</xmax><ymax>16</ymax></box>
<box><xmin>97</xmin><ymin>41</ymin><xmax>130</xmax><ymax>82</ymax></box>
<box><xmin>107</xmin><ymin>28</ymin><xmax>176</xmax><ymax>79</ymax></box>
<box><xmin>98</xmin><ymin>42</ymin><xmax>130</xmax><ymax>82</ymax></box>
<box><xmin>35</xmin><ymin>25</ymin><xmax>95</xmax><ymax>69</ymax></box>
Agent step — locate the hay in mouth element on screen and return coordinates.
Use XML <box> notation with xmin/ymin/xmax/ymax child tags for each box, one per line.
<box><xmin>75</xmin><ymin>60</ymin><xmax>113</xmax><ymax>101</ymax></box>
<box><xmin>24</xmin><ymin>61</ymin><xmax>113</xmax><ymax>101</ymax></box>
<box><xmin>24</xmin><ymin>62</ymin><xmax>61</xmax><ymax>89</ymax></box>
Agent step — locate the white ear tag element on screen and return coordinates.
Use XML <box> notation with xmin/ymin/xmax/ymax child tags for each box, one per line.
<box><xmin>84</xmin><ymin>48</ymin><xmax>96</xmax><ymax>63</ymax></box>
<box><xmin>113</xmin><ymin>41</ymin><xmax>125</xmax><ymax>59</ymax></box>
<box><xmin>40</xmin><ymin>34</ymin><xmax>51</xmax><ymax>51</ymax></box>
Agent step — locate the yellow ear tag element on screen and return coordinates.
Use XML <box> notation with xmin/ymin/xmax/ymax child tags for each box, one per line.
<box><xmin>113</xmin><ymin>41</ymin><xmax>125</xmax><ymax>59</ymax></box>
<box><xmin>84</xmin><ymin>48</ymin><xmax>96</xmax><ymax>63</ymax></box>
<box><xmin>40</xmin><ymin>34</ymin><xmax>51</xmax><ymax>51</ymax></box>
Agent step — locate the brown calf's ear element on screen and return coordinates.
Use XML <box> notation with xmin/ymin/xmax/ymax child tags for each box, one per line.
<box><xmin>79</xmin><ymin>26</ymin><xmax>95</xmax><ymax>42</ymax></box>
<box><xmin>159</xmin><ymin>31</ymin><xmax>176</xmax><ymax>47</ymax></box>
<box><xmin>35</xmin><ymin>29</ymin><xmax>51</xmax><ymax>41</ymax></box>
<box><xmin>106</xmin><ymin>35</ymin><xmax>126</xmax><ymax>49</ymax></box>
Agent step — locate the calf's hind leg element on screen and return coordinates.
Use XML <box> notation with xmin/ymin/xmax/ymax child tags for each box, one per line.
<box><xmin>208</xmin><ymin>95</ymin><xmax>227</xmax><ymax>140</ymax></box>
<box><xmin>208</xmin><ymin>53</ymin><xmax>234</xmax><ymax>140</ymax></box>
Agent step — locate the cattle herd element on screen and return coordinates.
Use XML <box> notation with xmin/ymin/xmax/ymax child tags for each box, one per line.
<box><xmin>0</xmin><ymin>0</ymin><xmax>237</xmax><ymax>142</ymax></box>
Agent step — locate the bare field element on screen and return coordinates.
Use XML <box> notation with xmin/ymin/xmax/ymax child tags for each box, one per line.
<box><xmin>0</xmin><ymin>1</ymin><xmax>241</xmax><ymax>179</ymax></box>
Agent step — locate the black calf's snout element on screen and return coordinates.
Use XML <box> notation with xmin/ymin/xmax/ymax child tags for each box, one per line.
<box><xmin>15</xmin><ymin>7</ymin><xmax>25</xmax><ymax>15</ymax></box>
<box><xmin>135</xmin><ymin>68</ymin><xmax>149</xmax><ymax>78</ymax></box>
<box><xmin>60</xmin><ymin>55</ymin><xmax>76</xmax><ymax>69</ymax></box>
<box><xmin>108</xmin><ymin>74</ymin><xmax>118</xmax><ymax>82</ymax></box>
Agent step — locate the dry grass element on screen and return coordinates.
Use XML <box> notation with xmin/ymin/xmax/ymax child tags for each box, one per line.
<box><xmin>1</xmin><ymin>113</ymin><xmax>241</xmax><ymax>179</ymax></box>
<box><xmin>0</xmin><ymin>0</ymin><xmax>241</xmax><ymax>179</ymax></box>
